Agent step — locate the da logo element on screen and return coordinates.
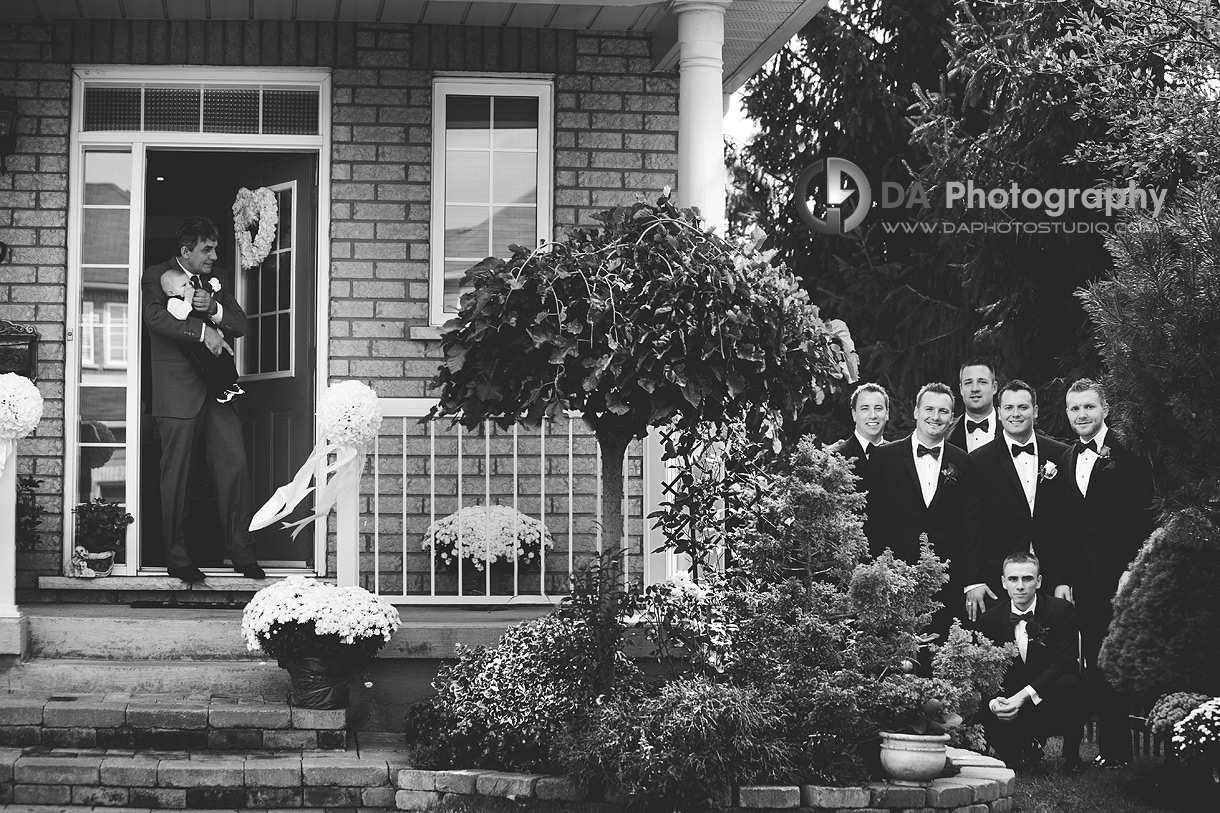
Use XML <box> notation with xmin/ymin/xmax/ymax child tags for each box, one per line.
<box><xmin>794</xmin><ymin>157</ymin><xmax>872</xmax><ymax>235</ymax></box>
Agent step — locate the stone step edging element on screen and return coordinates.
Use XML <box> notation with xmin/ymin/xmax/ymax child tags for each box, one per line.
<box><xmin>395</xmin><ymin>747</ymin><xmax>1015</xmax><ymax>812</ymax></box>
<box><xmin>0</xmin><ymin>693</ymin><xmax>346</xmax><ymax>751</ymax></box>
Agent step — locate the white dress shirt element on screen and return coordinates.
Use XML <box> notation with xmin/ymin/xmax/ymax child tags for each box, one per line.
<box><xmin>1074</xmin><ymin>424</ymin><xmax>1109</xmax><ymax>497</ymax></box>
<box><xmin>964</xmin><ymin>410</ymin><xmax>998</xmax><ymax>453</ymax></box>
<box><xmin>911</xmin><ymin>434</ymin><xmax>943</xmax><ymax>507</ymax></box>
<box><xmin>1009</xmin><ymin>595</ymin><xmax>1043</xmax><ymax>705</ymax></box>
<box><xmin>1006</xmin><ymin>433</ymin><xmax>1038</xmax><ymax>513</ymax></box>
<box><xmin>854</xmin><ymin>431</ymin><xmax>879</xmax><ymax>460</ymax></box>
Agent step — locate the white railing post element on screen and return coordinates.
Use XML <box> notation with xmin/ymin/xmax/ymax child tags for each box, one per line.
<box><xmin>335</xmin><ymin>483</ymin><xmax>359</xmax><ymax>587</ymax></box>
<box><xmin>641</xmin><ymin>427</ymin><xmax>669</xmax><ymax>586</ymax></box>
<box><xmin>0</xmin><ymin>448</ymin><xmax>28</xmax><ymax>656</ymax></box>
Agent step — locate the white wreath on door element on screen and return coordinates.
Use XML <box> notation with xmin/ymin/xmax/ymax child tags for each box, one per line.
<box><xmin>232</xmin><ymin>186</ymin><xmax>279</xmax><ymax>270</ymax></box>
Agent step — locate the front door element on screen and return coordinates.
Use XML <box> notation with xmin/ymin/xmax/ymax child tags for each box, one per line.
<box><xmin>231</xmin><ymin>155</ymin><xmax>318</xmax><ymax>567</ymax></box>
<box><xmin>139</xmin><ymin>150</ymin><xmax>317</xmax><ymax>571</ymax></box>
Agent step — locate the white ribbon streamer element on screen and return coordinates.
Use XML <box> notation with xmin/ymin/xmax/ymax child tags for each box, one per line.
<box><xmin>250</xmin><ymin>441</ymin><xmax>365</xmax><ymax>539</ymax></box>
<box><xmin>0</xmin><ymin>438</ymin><xmax>12</xmax><ymax>481</ymax></box>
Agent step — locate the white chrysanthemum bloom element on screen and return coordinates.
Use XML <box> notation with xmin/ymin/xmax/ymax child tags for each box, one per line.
<box><xmin>317</xmin><ymin>380</ymin><xmax>383</xmax><ymax>448</ymax></box>
<box><xmin>241</xmin><ymin>576</ymin><xmax>400</xmax><ymax>654</ymax></box>
<box><xmin>0</xmin><ymin>373</ymin><xmax>43</xmax><ymax>441</ymax></box>
<box><xmin>422</xmin><ymin>504</ymin><xmax>554</xmax><ymax>571</ymax></box>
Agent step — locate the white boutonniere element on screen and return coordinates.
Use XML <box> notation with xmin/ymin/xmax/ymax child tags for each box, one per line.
<box><xmin>1039</xmin><ymin>460</ymin><xmax>1058</xmax><ymax>482</ymax></box>
<box><xmin>940</xmin><ymin>463</ymin><xmax>959</xmax><ymax>485</ymax></box>
<box><xmin>207</xmin><ymin>277</ymin><xmax>222</xmax><ymax>293</ymax></box>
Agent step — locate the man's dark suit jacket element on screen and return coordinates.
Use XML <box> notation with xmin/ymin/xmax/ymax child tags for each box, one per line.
<box><xmin>1049</xmin><ymin>433</ymin><xmax>1156</xmax><ymax>617</ymax></box>
<box><xmin>141</xmin><ymin>259</ymin><xmax>247</xmax><ymax>419</ymax></box>
<box><xmin>947</xmin><ymin>413</ymin><xmax>1003</xmax><ymax>452</ymax></box>
<box><xmin>970</xmin><ymin>432</ymin><xmax>1070</xmax><ymax>592</ymax></box>
<box><xmin>978</xmin><ymin>593</ymin><xmax>1081</xmax><ymax>700</ymax></box>
<box><xmin>863</xmin><ymin>435</ymin><xmax>984</xmax><ymax>590</ymax></box>
<box><xmin>826</xmin><ymin>434</ymin><xmax>883</xmax><ymax>482</ymax></box>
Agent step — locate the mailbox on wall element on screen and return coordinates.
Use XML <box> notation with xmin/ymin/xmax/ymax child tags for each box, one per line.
<box><xmin>0</xmin><ymin>320</ymin><xmax>39</xmax><ymax>381</ymax></box>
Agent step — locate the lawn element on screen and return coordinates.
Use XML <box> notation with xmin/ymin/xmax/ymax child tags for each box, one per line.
<box><xmin>1012</xmin><ymin>738</ymin><xmax>1213</xmax><ymax>813</ymax></box>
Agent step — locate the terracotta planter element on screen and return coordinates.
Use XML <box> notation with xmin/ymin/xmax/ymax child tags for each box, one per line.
<box><xmin>279</xmin><ymin>657</ymin><xmax>350</xmax><ymax>709</ymax></box>
<box><xmin>878</xmin><ymin>731</ymin><xmax>949</xmax><ymax>785</ymax></box>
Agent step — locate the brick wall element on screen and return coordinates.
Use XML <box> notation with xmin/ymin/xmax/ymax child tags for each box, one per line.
<box><xmin>0</xmin><ymin>17</ymin><xmax>677</xmax><ymax>597</ymax></box>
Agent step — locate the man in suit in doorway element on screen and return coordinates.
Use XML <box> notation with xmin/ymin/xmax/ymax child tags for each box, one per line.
<box><xmin>947</xmin><ymin>359</ymin><xmax>1003</xmax><ymax>453</ymax></box>
<box><xmin>977</xmin><ymin>552</ymin><xmax>1089</xmax><ymax>771</ymax></box>
<box><xmin>141</xmin><ymin>215</ymin><xmax>265</xmax><ymax>583</ymax></box>
<box><xmin>1049</xmin><ymin>378</ymin><xmax>1156</xmax><ymax>768</ymax></box>
<box><xmin>826</xmin><ymin>382</ymin><xmax>890</xmax><ymax>481</ymax></box>
<box><xmin>864</xmin><ymin>382</ymin><xmax>984</xmax><ymax>641</ymax></box>
<box><xmin>966</xmin><ymin>380</ymin><xmax>1069</xmax><ymax>618</ymax></box>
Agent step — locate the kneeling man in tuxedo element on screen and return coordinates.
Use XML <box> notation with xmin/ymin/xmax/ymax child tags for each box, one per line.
<box><xmin>978</xmin><ymin>552</ymin><xmax>1089</xmax><ymax>771</ymax></box>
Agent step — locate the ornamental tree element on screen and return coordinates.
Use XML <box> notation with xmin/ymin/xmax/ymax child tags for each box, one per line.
<box><xmin>428</xmin><ymin>192</ymin><xmax>858</xmax><ymax>557</ymax></box>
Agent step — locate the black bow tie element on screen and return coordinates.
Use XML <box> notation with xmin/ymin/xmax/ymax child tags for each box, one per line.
<box><xmin>1076</xmin><ymin>438</ymin><xmax>1099</xmax><ymax>455</ymax></box>
<box><xmin>864</xmin><ymin>442</ymin><xmax>873</xmax><ymax>459</ymax></box>
<box><xmin>1011</xmin><ymin>442</ymin><xmax>1035</xmax><ymax>458</ymax></box>
<box><xmin>1009</xmin><ymin>610</ymin><xmax>1033</xmax><ymax>625</ymax></box>
<box><xmin>916</xmin><ymin>444</ymin><xmax>940</xmax><ymax>460</ymax></box>
<box><xmin>966</xmin><ymin>419</ymin><xmax>989</xmax><ymax>433</ymax></box>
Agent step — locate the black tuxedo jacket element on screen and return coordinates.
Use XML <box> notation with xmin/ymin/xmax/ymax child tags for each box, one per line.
<box><xmin>826</xmin><ymin>434</ymin><xmax>884</xmax><ymax>483</ymax></box>
<box><xmin>970</xmin><ymin>432</ymin><xmax>1070</xmax><ymax>591</ymax></box>
<box><xmin>978</xmin><ymin>594</ymin><xmax>1080</xmax><ymax>699</ymax></box>
<box><xmin>141</xmin><ymin>259</ymin><xmax>248</xmax><ymax>419</ymax></box>
<box><xmin>1049</xmin><ymin>433</ymin><xmax>1156</xmax><ymax>606</ymax></box>
<box><xmin>863</xmin><ymin>435</ymin><xmax>984</xmax><ymax>588</ymax></box>
<box><xmin>947</xmin><ymin>412</ymin><xmax>1003</xmax><ymax>452</ymax></box>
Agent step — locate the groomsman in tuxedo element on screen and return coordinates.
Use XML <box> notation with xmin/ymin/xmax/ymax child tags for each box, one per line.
<box><xmin>967</xmin><ymin>380</ymin><xmax>1070</xmax><ymax>616</ymax></box>
<box><xmin>1050</xmin><ymin>378</ymin><xmax>1157</xmax><ymax>768</ymax></box>
<box><xmin>948</xmin><ymin>359</ymin><xmax>1003</xmax><ymax>452</ymax></box>
<box><xmin>864</xmin><ymin>383</ymin><xmax>984</xmax><ymax>640</ymax></box>
<box><xmin>978</xmin><ymin>552</ymin><xmax>1089</xmax><ymax>771</ymax></box>
<box><xmin>826</xmin><ymin>382</ymin><xmax>890</xmax><ymax>480</ymax></box>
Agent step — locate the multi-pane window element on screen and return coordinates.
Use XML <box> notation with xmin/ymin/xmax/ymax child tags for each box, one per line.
<box><xmin>431</xmin><ymin>78</ymin><xmax>552</xmax><ymax>322</ymax></box>
<box><xmin>240</xmin><ymin>185</ymin><xmax>295</xmax><ymax>378</ymax></box>
<box><xmin>104</xmin><ymin>303</ymin><xmax>128</xmax><ymax>368</ymax></box>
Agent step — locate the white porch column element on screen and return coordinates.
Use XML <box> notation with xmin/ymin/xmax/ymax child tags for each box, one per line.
<box><xmin>0</xmin><ymin>452</ymin><xmax>28</xmax><ymax>657</ymax></box>
<box><xmin>672</xmin><ymin>0</ymin><xmax>731</xmax><ymax>233</ymax></box>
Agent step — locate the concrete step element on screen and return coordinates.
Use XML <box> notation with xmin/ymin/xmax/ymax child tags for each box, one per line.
<box><xmin>0</xmin><ymin>739</ymin><xmax>410</xmax><ymax>809</ymax></box>
<box><xmin>27</xmin><ymin>606</ymin><xmax>255</xmax><ymax>660</ymax></box>
<box><xmin>2</xmin><ymin>659</ymin><xmax>287</xmax><ymax>697</ymax></box>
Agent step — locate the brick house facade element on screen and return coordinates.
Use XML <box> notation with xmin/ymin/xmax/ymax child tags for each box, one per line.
<box><xmin>0</xmin><ymin>2</ymin><xmax>823</xmax><ymax>646</ymax></box>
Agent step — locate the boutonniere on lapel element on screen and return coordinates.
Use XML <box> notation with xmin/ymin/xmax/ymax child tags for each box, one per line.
<box><xmin>1025</xmin><ymin>620</ymin><xmax>1048</xmax><ymax>648</ymax></box>
<box><xmin>206</xmin><ymin>277</ymin><xmax>222</xmax><ymax>294</ymax></box>
<box><xmin>940</xmin><ymin>462</ymin><xmax>959</xmax><ymax>485</ymax></box>
<box><xmin>1097</xmin><ymin>444</ymin><xmax>1116</xmax><ymax>471</ymax></box>
<box><xmin>1038</xmin><ymin>460</ymin><xmax>1058</xmax><ymax>482</ymax></box>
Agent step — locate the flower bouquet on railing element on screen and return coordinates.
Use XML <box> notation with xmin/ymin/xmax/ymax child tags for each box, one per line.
<box><xmin>422</xmin><ymin>504</ymin><xmax>555</xmax><ymax>595</ymax></box>
<box><xmin>241</xmin><ymin>576</ymin><xmax>400</xmax><ymax>709</ymax></box>
<box><xmin>0</xmin><ymin>372</ymin><xmax>42</xmax><ymax>478</ymax></box>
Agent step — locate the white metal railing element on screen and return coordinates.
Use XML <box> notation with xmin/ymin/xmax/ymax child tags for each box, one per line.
<box><xmin>335</xmin><ymin>398</ymin><xmax>671</xmax><ymax>604</ymax></box>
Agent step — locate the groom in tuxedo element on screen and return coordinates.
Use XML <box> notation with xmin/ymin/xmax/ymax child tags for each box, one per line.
<box><xmin>141</xmin><ymin>215</ymin><xmax>264</xmax><ymax>583</ymax></box>
<box><xmin>1049</xmin><ymin>378</ymin><xmax>1156</xmax><ymax>768</ymax></box>
<box><xmin>967</xmin><ymin>380</ymin><xmax>1069</xmax><ymax>614</ymax></box>
<box><xmin>978</xmin><ymin>552</ymin><xmax>1089</xmax><ymax>771</ymax></box>
<box><xmin>947</xmin><ymin>359</ymin><xmax>1003</xmax><ymax>452</ymax></box>
<box><xmin>826</xmin><ymin>382</ymin><xmax>890</xmax><ymax>481</ymax></box>
<box><xmin>864</xmin><ymin>382</ymin><xmax>984</xmax><ymax>640</ymax></box>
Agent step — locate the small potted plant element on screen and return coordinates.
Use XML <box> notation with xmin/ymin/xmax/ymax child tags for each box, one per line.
<box><xmin>421</xmin><ymin>504</ymin><xmax>554</xmax><ymax>595</ymax></box>
<box><xmin>874</xmin><ymin>673</ymin><xmax>964</xmax><ymax>785</ymax></box>
<box><xmin>241</xmin><ymin>576</ymin><xmax>401</xmax><ymax>709</ymax></box>
<box><xmin>71</xmin><ymin>498</ymin><xmax>133</xmax><ymax>577</ymax></box>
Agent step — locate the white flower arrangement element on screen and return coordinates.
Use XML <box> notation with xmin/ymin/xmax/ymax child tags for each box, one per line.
<box><xmin>1039</xmin><ymin>460</ymin><xmax>1058</xmax><ymax>481</ymax></box>
<box><xmin>423</xmin><ymin>504</ymin><xmax>554</xmax><ymax>571</ymax></box>
<box><xmin>1172</xmin><ymin>696</ymin><xmax>1220</xmax><ymax>771</ymax></box>
<box><xmin>232</xmin><ymin>186</ymin><xmax>279</xmax><ymax>270</ymax></box>
<box><xmin>318</xmin><ymin>380</ymin><xmax>383</xmax><ymax>449</ymax></box>
<box><xmin>241</xmin><ymin>576</ymin><xmax>400</xmax><ymax>664</ymax></box>
<box><xmin>0</xmin><ymin>373</ymin><xmax>43</xmax><ymax>441</ymax></box>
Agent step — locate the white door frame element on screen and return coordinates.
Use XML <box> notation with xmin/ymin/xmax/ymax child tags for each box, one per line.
<box><xmin>64</xmin><ymin>66</ymin><xmax>332</xmax><ymax>576</ymax></box>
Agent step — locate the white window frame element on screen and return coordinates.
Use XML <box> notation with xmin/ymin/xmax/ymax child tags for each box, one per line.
<box><xmin>429</xmin><ymin>75</ymin><xmax>554</xmax><ymax>326</ymax></box>
<box><xmin>236</xmin><ymin>181</ymin><xmax>297</xmax><ymax>381</ymax></box>
<box><xmin>80</xmin><ymin>301</ymin><xmax>97</xmax><ymax>368</ymax></box>
<box><xmin>103</xmin><ymin>302</ymin><xmax>129</xmax><ymax>369</ymax></box>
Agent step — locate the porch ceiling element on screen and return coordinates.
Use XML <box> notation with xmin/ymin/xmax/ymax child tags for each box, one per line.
<box><xmin>4</xmin><ymin>0</ymin><xmax>827</xmax><ymax>93</ymax></box>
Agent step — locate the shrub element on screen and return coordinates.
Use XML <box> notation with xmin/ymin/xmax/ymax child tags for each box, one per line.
<box><xmin>1100</xmin><ymin>509</ymin><xmax>1220</xmax><ymax>696</ymax></box>
<box><xmin>403</xmin><ymin>616</ymin><xmax>608</xmax><ymax>773</ymax></box>
<box><xmin>1172</xmin><ymin>697</ymin><xmax>1220</xmax><ymax>772</ymax></box>
<box><xmin>932</xmin><ymin>620</ymin><xmax>1017</xmax><ymax>720</ymax></box>
<box><xmin>558</xmin><ymin>675</ymin><xmax>798</xmax><ymax>812</ymax></box>
<box><xmin>15</xmin><ymin>475</ymin><xmax>44</xmax><ymax>549</ymax></box>
<box><xmin>1149</xmin><ymin>692</ymin><xmax>1211</xmax><ymax>738</ymax></box>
